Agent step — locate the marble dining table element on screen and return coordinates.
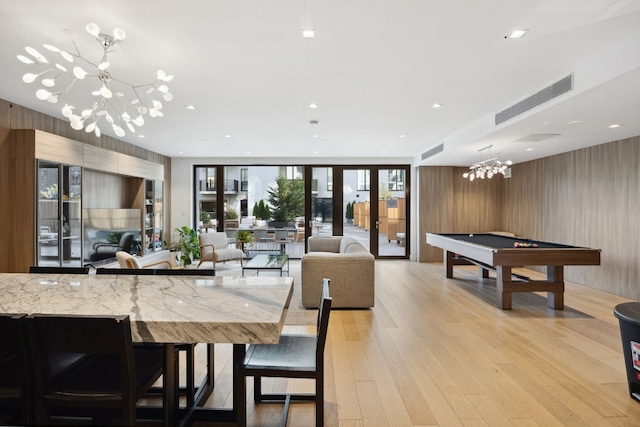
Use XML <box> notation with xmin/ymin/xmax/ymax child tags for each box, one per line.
<box><xmin>0</xmin><ymin>272</ymin><xmax>294</xmax><ymax>427</ymax></box>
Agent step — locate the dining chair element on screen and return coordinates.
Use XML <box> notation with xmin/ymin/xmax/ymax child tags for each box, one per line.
<box><xmin>94</xmin><ymin>266</ymin><xmax>202</xmax><ymax>407</ymax></box>
<box><xmin>253</xmin><ymin>227</ymin><xmax>274</xmax><ymax>250</ymax></box>
<box><xmin>239</xmin><ymin>278</ymin><xmax>332</xmax><ymax>427</ymax></box>
<box><xmin>27</xmin><ymin>314</ymin><xmax>164</xmax><ymax>426</ymax></box>
<box><xmin>0</xmin><ymin>313</ymin><xmax>29</xmax><ymax>425</ymax></box>
<box><xmin>29</xmin><ymin>266</ymin><xmax>90</xmax><ymax>274</ymax></box>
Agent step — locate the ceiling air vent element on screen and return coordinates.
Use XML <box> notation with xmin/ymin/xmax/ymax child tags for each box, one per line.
<box><xmin>495</xmin><ymin>74</ymin><xmax>573</xmax><ymax>126</ymax></box>
<box><xmin>421</xmin><ymin>143</ymin><xmax>444</xmax><ymax>160</ymax></box>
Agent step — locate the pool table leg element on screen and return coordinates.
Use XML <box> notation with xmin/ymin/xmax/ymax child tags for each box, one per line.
<box><xmin>547</xmin><ymin>265</ymin><xmax>564</xmax><ymax>309</ymax></box>
<box><xmin>444</xmin><ymin>251</ymin><xmax>455</xmax><ymax>278</ymax></box>
<box><xmin>496</xmin><ymin>266</ymin><xmax>512</xmax><ymax>310</ymax></box>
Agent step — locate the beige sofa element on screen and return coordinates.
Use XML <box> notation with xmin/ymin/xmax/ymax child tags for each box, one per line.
<box><xmin>301</xmin><ymin>236</ymin><xmax>375</xmax><ymax>308</ymax></box>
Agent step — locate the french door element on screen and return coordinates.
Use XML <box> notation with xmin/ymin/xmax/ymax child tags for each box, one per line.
<box><xmin>304</xmin><ymin>165</ymin><xmax>409</xmax><ymax>259</ymax></box>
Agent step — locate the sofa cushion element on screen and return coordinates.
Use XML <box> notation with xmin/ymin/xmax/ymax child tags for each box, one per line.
<box><xmin>338</xmin><ymin>236</ymin><xmax>359</xmax><ymax>253</ymax></box>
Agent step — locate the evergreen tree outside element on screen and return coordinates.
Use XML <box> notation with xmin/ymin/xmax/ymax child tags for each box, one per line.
<box><xmin>267</xmin><ymin>175</ymin><xmax>304</xmax><ymax>222</ymax></box>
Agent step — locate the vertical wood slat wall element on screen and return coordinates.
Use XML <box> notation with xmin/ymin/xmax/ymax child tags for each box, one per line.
<box><xmin>419</xmin><ymin>136</ymin><xmax>640</xmax><ymax>300</ymax></box>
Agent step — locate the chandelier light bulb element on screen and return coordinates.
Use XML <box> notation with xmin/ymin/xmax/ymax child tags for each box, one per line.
<box><xmin>18</xmin><ymin>22</ymin><xmax>173</xmax><ymax>138</ymax></box>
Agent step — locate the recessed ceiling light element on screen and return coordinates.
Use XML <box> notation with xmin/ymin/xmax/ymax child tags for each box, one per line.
<box><xmin>399</xmin><ymin>134</ymin><xmax>406</xmax><ymax>138</ymax></box>
<box><xmin>609</xmin><ymin>123</ymin><xmax>622</xmax><ymax>128</ymax></box>
<box><xmin>178</xmin><ymin>151</ymin><xmax>183</xmax><ymax>154</ymax></box>
<box><xmin>309</xmin><ymin>103</ymin><xmax>317</xmax><ymax>109</ymax></box>
<box><xmin>302</xmin><ymin>29</ymin><xmax>315</xmax><ymax>38</ymax></box>
<box><xmin>381</xmin><ymin>150</ymin><xmax>387</xmax><ymax>154</ymax></box>
<box><xmin>246</xmin><ymin>151</ymin><xmax>251</xmax><ymax>154</ymax></box>
<box><xmin>569</xmin><ymin>120</ymin><xmax>581</xmax><ymax>124</ymax></box>
<box><xmin>185</xmin><ymin>104</ymin><xmax>195</xmax><ymax>110</ymax></box>
<box><xmin>312</xmin><ymin>134</ymin><xmax>319</xmax><ymax>138</ymax></box>
<box><xmin>526</xmin><ymin>148</ymin><xmax>533</xmax><ymax>151</ymax></box>
<box><xmin>508</xmin><ymin>29</ymin><xmax>528</xmax><ymax>38</ymax></box>
<box><xmin>432</xmin><ymin>103</ymin><xmax>442</xmax><ymax>108</ymax></box>
<box><xmin>138</xmin><ymin>135</ymin><xmax>145</xmax><ymax>138</ymax></box>
<box><xmin>313</xmin><ymin>150</ymin><xmax>319</xmax><ymax>154</ymax></box>
<box><xmin>224</xmin><ymin>134</ymin><xmax>231</xmax><ymax>138</ymax></box>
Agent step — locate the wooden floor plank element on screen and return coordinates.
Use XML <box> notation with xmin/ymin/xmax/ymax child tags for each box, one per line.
<box><xmin>187</xmin><ymin>259</ymin><xmax>640</xmax><ymax>426</ymax></box>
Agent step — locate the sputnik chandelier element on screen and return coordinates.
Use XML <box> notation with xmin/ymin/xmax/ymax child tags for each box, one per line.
<box><xmin>463</xmin><ymin>145</ymin><xmax>512</xmax><ymax>181</ymax></box>
<box><xmin>17</xmin><ymin>23</ymin><xmax>173</xmax><ymax>137</ymax></box>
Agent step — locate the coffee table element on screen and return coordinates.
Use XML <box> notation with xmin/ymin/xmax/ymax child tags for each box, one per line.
<box><xmin>242</xmin><ymin>253</ymin><xmax>289</xmax><ymax>276</ymax></box>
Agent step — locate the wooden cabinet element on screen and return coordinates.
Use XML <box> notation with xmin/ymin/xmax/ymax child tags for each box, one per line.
<box><xmin>0</xmin><ymin>129</ymin><xmax>164</xmax><ymax>272</ymax></box>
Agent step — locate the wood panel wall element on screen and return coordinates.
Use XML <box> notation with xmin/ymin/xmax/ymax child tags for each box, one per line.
<box><xmin>419</xmin><ymin>136</ymin><xmax>640</xmax><ymax>300</ymax></box>
<box><xmin>418</xmin><ymin>166</ymin><xmax>503</xmax><ymax>262</ymax></box>
<box><xmin>502</xmin><ymin>136</ymin><xmax>640</xmax><ymax>299</ymax></box>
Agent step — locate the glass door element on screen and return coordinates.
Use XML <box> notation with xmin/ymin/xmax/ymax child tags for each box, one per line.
<box><xmin>37</xmin><ymin>161</ymin><xmax>83</xmax><ymax>267</ymax></box>
<box><xmin>378</xmin><ymin>168</ymin><xmax>407</xmax><ymax>256</ymax></box>
<box><xmin>342</xmin><ymin>166</ymin><xmax>409</xmax><ymax>258</ymax></box>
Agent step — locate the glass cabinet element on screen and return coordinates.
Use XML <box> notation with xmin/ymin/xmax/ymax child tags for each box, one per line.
<box><xmin>37</xmin><ymin>161</ymin><xmax>82</xmax><ymax>267</ymax></box>
<box><xmin>144</xmin><ymin>179</ymin><xmax>163</xmax><ymax>254</ymax></box>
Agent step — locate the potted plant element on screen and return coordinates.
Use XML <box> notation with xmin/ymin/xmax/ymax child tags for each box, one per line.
<box><xmin>175</xmin><ymin>226</ymin><xmax>200</xmax><ymax>267</ymax></box>
<box><xmin>235</xmin><ymin>229</ymin><xmax>254</xmax><ymax>251</ymax></box>
<box><xmin>199</xmin><ymin>210</ymin><xmax>210</xmax><ymax>226</ymax></box>
<box><xmin>345</xmin><ymin>201</ymin><xmax>354</xmax><ymax>224</ymax></box>
<box><xmin>164</xmin><ymin>240</ymin><xmax>183</xmax><ymax>268</ymax></box>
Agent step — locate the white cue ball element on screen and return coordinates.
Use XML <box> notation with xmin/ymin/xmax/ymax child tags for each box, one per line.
<box><xmin>469</xmin><ymin>233</ymin><xmax>473</xmax><ymax>237</ymax></box>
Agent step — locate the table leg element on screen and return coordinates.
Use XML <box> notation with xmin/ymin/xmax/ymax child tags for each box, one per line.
<box><xmin>496</xmin><ymin>266</ymin><xmax>512</xmax><ymax>310</ymax></box>
<box><xmin>163</xmin><ymin>343</ymin><xmax>178</xmax><ymax>427</ymax></box>
<box><xmin>546</xmin><ymin>265</ymin><xmax>565</xmax><ymax>309</ymax></box>
<box><xmin>444</xmin><ymin>251</ymin><xmax>454</xmax><ymax>278</ymax></box>
<box><xmin>233</xmin><ymin>343</ymin><xmax>247</xmax><ymax>427</ymax></box>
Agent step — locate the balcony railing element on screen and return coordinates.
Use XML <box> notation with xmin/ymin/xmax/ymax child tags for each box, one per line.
<box><xmin>199</xmin><ymin>179</ymin><xmax>239</xmax><ymax>193</ymax></box>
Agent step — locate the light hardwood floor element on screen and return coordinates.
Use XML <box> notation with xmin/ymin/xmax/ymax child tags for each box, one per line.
<box><xmin>189</xmin><ymin>260</ymin><xmax>640</xmax><ymax>426</ymax></box>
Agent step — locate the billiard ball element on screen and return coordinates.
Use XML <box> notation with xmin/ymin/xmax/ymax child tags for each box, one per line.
<box><xmin>469</xmin><ymin>233</ymin><xmax>473</xmax><ymax>237</ymax></box>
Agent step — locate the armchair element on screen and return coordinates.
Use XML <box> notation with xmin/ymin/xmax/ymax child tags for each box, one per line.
<box><xmin>197</xmin><ymin>232</ymin><xmax>244</xmax><ymax>268</ymax></box>
<box><xmin>115</xmin><ymin>251</ymin><xmax>172</xmax><ymax>270</ymax></box>
<box><xmin>89</xmin><ymin>232</ymin><xmax>135</xmax><ymax>262</ymax></box>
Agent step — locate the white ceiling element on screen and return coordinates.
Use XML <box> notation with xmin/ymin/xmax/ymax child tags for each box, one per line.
<box><xmin>1</xmin><ymin>0</ymin><xmax>639</xmax><ymax>167</ymax></box>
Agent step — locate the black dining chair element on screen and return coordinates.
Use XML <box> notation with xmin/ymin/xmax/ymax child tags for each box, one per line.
<box><xmin>27</xmin><ymin>314</ymin><xmax>164</xmax><ymax>426</ymax></box>
<box><xmin>94</xmin><ymin>267</ymin><xmax>207</xmax><ymax>406</ymax></box>
<box><xmin>239</xmin><ymin>278</ymin><xmax>332</xmax><ymax>427</ymax></box>
<box><xmin>0</xmin><ymin>313</ymin><xmax>29</xmax><ymax>425</ymax></box>
<box><xmin>29</xmin><ymin>266</ymin><xmax>90</xmax><ymax>274</ymax></box>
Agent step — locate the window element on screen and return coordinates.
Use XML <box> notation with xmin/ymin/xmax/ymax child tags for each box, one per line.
<box><xmin>282</xmin><ymin>166</ymin><xmax>303</xmax><ymax>181</ymax></box>
<box><xmin>240</xmin><ymin>168</ymin><xmax>248</xmax><ymax>191</ymax></box>
<box><xmin>388</xmin><ymin>169</ymin><xmax>404</xmax><ymax>191</ymax></box>
<box><xmin>357</xmin><ymin>169</ymin><xmax>370</xmax><ymax>191</ymax></box>
<box><xmin>327</xmin><ymin>168</ymin><xmax>333</xmax><ymax>191</ymax></box>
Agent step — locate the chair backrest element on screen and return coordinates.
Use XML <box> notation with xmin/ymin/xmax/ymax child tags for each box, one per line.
<box><xmin>275</xmin><ymin>228</ymin><xmax>290</xmax><ymax>240</ymax></box>
<box><xmin>254</xmin><ymin>228</ymin><xmax>268</xmax><ymax>240</ymax></box>
<box><xmin>29</xmin><ymin>266</ymin><xmax>90</xmax><ymax>274</ymax></box>
<box><xmin>27</xmin><ymin>314</ymin><xmax>138</xmax><ymax>417</ymax></box>
<box><xmin>0</xmin><ymin>313</ymin><xmax>29</xmax><ymax>424</ymax></box>
<box><xmin>96</xmin><ymin>268</ymin><xmax>155</xmax><ymax>275</ymax></box>
<box><xmin>118</xmin><ymin>232</ymin><xmax>135</xmax><ymax>253</ymax></box>
<box><xmin>116</xmin><ymin>251</ymin><xmax>143</xmax><ymax>269</ymax></box>
<box><xmin>225</xmin><ymin>228</ymin><xmax>238</xmax><ymax>239</ymax></box>
<box><xmin>316</xmin><ymin>278</ymin><xmax>332</xmax><ymax>365</ymax></box>
<box><xmin>200</xmin><ymin>232</ymin><xmax>229</xmax><ymax>250</ymax></box>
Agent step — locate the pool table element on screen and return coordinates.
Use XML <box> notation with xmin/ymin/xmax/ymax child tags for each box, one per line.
<box><xmin>426</xmin><ymin>233</ymin><xmax>601</xmax><ymax>310</ymax></box>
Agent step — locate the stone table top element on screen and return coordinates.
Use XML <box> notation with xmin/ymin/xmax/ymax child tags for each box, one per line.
<box><xmin>0</xmin><ymin>273</ymin><xmax>293</xmax><ymax>345</ymax></box>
